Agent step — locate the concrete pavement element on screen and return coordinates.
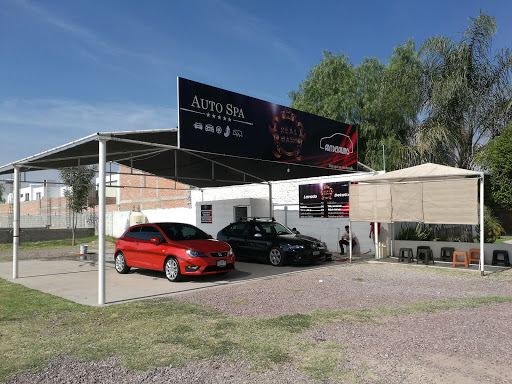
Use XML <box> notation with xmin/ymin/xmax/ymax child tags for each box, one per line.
<box><xmin>0</xmin><ymin>256</ymin><xmax>346</xmax><ymax>306</ymax></box>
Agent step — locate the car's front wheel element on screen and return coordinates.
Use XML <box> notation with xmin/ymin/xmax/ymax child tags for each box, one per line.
<box><xmin>269</xmin><ymin>247</ymin><xmax>285</xmax><ymax>266</ymax></box>
<box><xmin>114</xmin><ymin>252</ymin><xmax>130</xmax><ymax>274</ymax></box>
<box><xmin>164</xmin><ymin>257</ymin><xmax>182</xmax><ymax>282</ymax></box>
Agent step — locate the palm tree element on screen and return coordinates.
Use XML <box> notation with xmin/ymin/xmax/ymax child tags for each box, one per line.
<box><xmin>408</xmin><ymin>12</ymin><xmax>512</xmax><ymax>169</ymax></box>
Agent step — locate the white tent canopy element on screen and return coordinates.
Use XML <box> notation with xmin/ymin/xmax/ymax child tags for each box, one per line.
<box><xmin>347</xmin><ymin>163</ymin><xmax>484</xmax><ymax>273</ymax></box>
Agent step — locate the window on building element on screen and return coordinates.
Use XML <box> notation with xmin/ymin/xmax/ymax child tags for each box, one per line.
<box><xmin>234</xmin><ymin>206</ymin><xmax>248</xmax><ymax>222</ymax></box>
<box><xmin>36</xmin><ymin>192</ymin><xmax>42</xmax><ymax>200</ymax></box>
<box><xmin>25</xmin><ymin>193</ymin><xmax>30</xmax><ymax>201</ymax></box>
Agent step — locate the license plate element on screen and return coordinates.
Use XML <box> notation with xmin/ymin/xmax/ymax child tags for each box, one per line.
<box><xmin>313</xmin><ymin>251</ymin><xmax>320</xmax><ymax>256</ymax></box>
<box><xmin>217</xmin><ymin>260</ymin><xmax>227</xmax><ymax>267</ymax></box>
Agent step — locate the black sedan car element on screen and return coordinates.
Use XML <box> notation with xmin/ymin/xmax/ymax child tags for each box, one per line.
<box><xmin>217</xmin><ymin>218</ymin><xmax>330</xmax><ymax>266</ymax></box>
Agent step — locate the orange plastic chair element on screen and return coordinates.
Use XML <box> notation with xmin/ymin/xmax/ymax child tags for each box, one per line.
<box><xmin>453</xmin><ymin>251</ymin><xmax>469</xmax><ymax>268</ymax></box>
<box><xmin>468</xmin><ymin>248</ymin><xmax>480</xmax><ymax>264</ymax></box>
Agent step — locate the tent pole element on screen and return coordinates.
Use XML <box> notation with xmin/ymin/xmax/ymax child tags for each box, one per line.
<box><xmin>374</xmin><ymin>222</ymin><xmax>379</xmax><ymax>259</ymax></box>
<box><xmin>98</xmin><ymin>139</ymin><xmax>107</xmax><ymax>305</ymax></box>
<box><xmin>348</xmin><ymin>221</ymin><xmax>352</xmax><ymax>263</ymax></box>
<box><xmin>479</xmin><ymin>175</ymin><xmax>484</xmax><ymax>276</ymax></box>
<box><xmin>12</xmin><ymin>165</ymin><xmax>20</xmax><ymax>279</ymax></box>
<box><xmin>390</xmin><ymin>223</ymin><xmax>394</xmax><ymax>258</ymax></box>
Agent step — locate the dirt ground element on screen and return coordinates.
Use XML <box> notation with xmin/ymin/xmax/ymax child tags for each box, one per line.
<box><xmin>4</xmin><ymin>255</ymin><xmax>512</xmax><ymax>383</ymax></box>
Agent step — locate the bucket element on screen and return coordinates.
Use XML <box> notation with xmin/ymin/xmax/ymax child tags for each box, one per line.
<box><xmin>79</xmin><ymin>245</ymin><xmax>88</xmax><ymax>255</ymax></box>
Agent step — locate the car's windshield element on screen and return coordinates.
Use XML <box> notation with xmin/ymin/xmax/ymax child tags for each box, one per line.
<box><xmin>157</xmin><ymin>223</ymin><xmax>210</xmax><ymax>241</ymax></box>
<box><xmin>259</xmin><ymin>222</ymin><xmax>292</xmax><ymax>235</ymax></box>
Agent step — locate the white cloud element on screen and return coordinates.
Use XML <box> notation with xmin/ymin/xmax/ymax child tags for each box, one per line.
<box><xmin>215</xmin><ymin>0</ymin><xmax>303</xmax><ymax>68</ymax></box>
<box><xmin>13</xmin><ymin>0</ymin><xmax>165</xmax><ymax>67</ymax></box>
<box><xmin>0</xmin><ymin>98</ymin><xmax>178</xmax><ymax>167</ymax></box>
<box><xmin>0</xmin><ymin>98</ymin><xmax>177</xmax><ymax>132</ymax></box>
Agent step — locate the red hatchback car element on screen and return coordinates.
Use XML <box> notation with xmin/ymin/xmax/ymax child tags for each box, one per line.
<box><xmin>114</xmin><ymin>222</ymin><xmax>235</xmax><ymax>281</ymax></box>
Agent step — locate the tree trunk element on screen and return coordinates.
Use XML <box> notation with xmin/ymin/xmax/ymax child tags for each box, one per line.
<box><xmin>71</xmin><ymin>211</ymin><xmax>76</xmax><ymax>246</ymax></box>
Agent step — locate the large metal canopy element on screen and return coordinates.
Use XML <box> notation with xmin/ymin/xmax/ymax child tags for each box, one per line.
<box><xmin>2</xmin><ymin>128</ymin><xmax>362</xmax><ymax>306</ymax></box>
<box><xmin>0</xmin><ymin>129</ymin><xmax>353</xmax><ymax>187</ymax></box>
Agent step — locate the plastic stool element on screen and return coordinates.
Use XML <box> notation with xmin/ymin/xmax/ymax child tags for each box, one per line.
<box><xmin>453</xmin><ymin>251</ymin><xmax>469</xmax><ymax>268</ymax></box>
<box><xmin>398</xmin><ymin>248</ymin><xmax>414</xmax><ymax>263</ymax></box>
<box><xmin>417</xmin><ymin>248</ymin><xmax>434</xmax><ymax>265</ymax></box>
<box><xmin>440</xmin><ymin>247</ymin><xmax>454</xmax><ymax>262</ymax></box>
<box><xmin>468</xmin><ymin>248</ymin><xmax>480</xmax><ymax>264</ymax></box>
<box><xmin>492</xmin><ymin>250</ymin><xmax>510</xmax><ymax>267</ymax></box>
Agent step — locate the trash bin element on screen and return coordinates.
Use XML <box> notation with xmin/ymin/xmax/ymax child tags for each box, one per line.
<box><xmin>378</xmin><ymin>242</ymin><xmax>388</xmax><ymax>259</ymax></box>
<box><xmin>79</xmin><ymin>245</ymin><xmax>88</xmax><ymax>255</ymax></box>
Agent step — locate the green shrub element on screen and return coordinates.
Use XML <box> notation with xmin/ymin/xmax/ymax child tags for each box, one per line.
<box><xmin>396</xmin><ymin>223</ymin><xmax>434</xmax><ymax>241</ymax></box>
<box><xmin>475</xmin><ymin>208</ymin><xmax>505</xmax><ymax>243</ymax></box>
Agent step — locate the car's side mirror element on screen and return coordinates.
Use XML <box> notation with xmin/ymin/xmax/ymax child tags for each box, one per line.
<box><xmin>207</xmin><ymin>234</ymin><xmax>213</xmax><ymax>239</ymax></box>
<box><xmin>254</xmin><ymin>233</ymin><xmax>263</xmax><ymax>238</ymax></box>
<box><xmin>150</xmin><ymin>237</ymin><xmax>162</xmax><ymax>246</ymax></box>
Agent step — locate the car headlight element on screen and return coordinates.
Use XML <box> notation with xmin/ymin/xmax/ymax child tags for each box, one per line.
<box><xmin>288</xmin><ymin>244</ymin><xmax>305</xmax><ymax>250</ymax></box>
<box><xmin>228</xmin><ymin>247</ymin><xmax>234</xmax><ymax>257</ymax></box>
<box><xmin>186</xmin><ymin>250</ymin><xmax>208</xmax><ymax>258</ymax></box>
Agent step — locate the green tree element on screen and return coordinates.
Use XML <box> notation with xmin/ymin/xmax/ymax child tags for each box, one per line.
<box><xmin>289</xmin><ymin>40</ymin><xmax>422</xmax><ymax>171</ymax></box>
<box><xmin>475</xmin><ymin>122</ymin><xmax>512</xmax><ymax>208</ymax></box>
<box><xmin>60</xmin><ymin>166</ymin><xmax>97</xmax><ymax>246</ymax></box>
<box><xmin>412</xmin><ymin>12</ymin><xmax>512</xmax><ymax>169</ymax></box>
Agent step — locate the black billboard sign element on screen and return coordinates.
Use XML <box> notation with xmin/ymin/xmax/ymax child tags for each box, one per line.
<box><xmin>178</xmin><ymin>78</ymin><xmax>357</xmax><ymax>171</ymax></box>
<box><xmin>299</xmin><ymin>181</ymin><xmax>349</xmax><ymax>218</ymax></box>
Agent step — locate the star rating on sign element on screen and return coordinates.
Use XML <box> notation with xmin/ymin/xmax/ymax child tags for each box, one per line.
<box><xmin>204</xmin><ymin>113</ymin><xmax>232</xmax><ymax>122</ymax></box>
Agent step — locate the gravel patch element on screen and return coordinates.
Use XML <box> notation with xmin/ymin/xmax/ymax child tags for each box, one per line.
<box><xmin>4</xmin><ymin>261</ymin><xmax>512</xmax><ymax>383</ymax></box>
<box><xmin>5</xmin><ymin>357</ymin><xmax>317</xmax><ymax>384</ymax></box>
<box><xmin>173</xmin><ymin>262</ymin><xmax>512</xmax><ymax>317</ymax></box>
<box><xmin>305</xmin><ymin>303</ymin><xmax>512</xmax><ymax>383</ymax></box>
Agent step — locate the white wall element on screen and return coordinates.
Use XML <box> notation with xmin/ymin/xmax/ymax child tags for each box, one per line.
<box><xmin>103</xmin><ymin>172</ymin><xmax>386</xmax><ymax>256</ymax></box>
<box><xmin>191</xmin><ymin>172</ymin><xmax>381</xmax><ymax>255</ymax></box>
<box><xmin>105</xmin><ymin>211</ymin><xmax>131</xmax><ymax>238</ymax></box>
<box><xmin>194</xmin><ymin>198</ymin><xmax>269</xmax><ymax>238</ymax></box>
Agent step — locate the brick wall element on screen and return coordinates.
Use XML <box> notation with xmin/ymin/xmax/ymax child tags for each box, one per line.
<box><xmin>0</xmin><ymin>167</ymin><xmax>193</xmax><ymax>237</ymax></box>
<box><xmin>116</xmin><ymin>166</ymin><xmax>191</xmax><ymax>211</ymax></box>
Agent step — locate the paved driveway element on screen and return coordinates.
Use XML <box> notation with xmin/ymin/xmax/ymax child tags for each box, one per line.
<box><xmin>0</xmin><ymin>257</ymin><xmax>342</xmax><ymax>306</ymax></box>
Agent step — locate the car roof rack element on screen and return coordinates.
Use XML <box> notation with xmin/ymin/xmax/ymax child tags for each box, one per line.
<box><xmin>240</xmin><ymin>216</ymin><xmax>276</xmax><ymax>222</ymax></box>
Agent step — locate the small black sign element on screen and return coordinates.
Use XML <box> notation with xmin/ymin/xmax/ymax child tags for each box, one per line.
<box><xmin>178</xmin><ymin>78</ymin><xmax>358</xmax><ymax>171</ymax></box>
<box><xmin>200</xmin><ymin>204</ymin><xmax>212</xmax><ymax>224</ymax></box>
<box><xmin>299</xmin><ymin>182</ymin><xmax>349</xmax><ymax>218</ymax></box>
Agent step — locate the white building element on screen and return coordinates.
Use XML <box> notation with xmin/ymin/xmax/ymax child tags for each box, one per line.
<box><xmin>6</xmin><ymin>180</ymin><xmax>62</xmax><ymax>203</ymax></box>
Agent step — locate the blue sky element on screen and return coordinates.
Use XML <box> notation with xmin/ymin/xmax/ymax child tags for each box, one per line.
<box><xmin>1</xmin><ymin>0</ymin><xmax>511</xmax><ymax>175</ymax></box>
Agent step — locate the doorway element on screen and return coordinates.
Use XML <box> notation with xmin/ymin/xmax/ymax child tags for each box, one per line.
<box><xmin>234</xmin><ymin>206</ymin><xmax>248</xmax><ymax>222</ymax></box>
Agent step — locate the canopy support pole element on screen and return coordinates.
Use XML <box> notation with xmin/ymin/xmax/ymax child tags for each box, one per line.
<box><xmin>12</xmin><ymin>165</ymin><xmax>20</xmax><ymax>279</ymax></box>
<box><xmin>268</xmin><ymin>182</ymin><xmax>273</xmax><ymax>218</ymax></box>
<box><xmin>98</xmin><ymin>139</ymin><xmax>107</xmax><ymax>305</ymax></box>
<box><xmin>479</xmin><ymin>174</ymin><xmax>485</xmax><ymax>276</ymax></box>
